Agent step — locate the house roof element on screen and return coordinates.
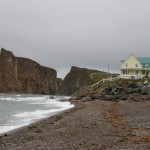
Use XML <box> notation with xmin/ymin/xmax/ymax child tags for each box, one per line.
<box><xmin>121</xmin><ymin>57</ymin><xmax>150</xmax><ymax>64</ymax></box>
<box><xmin>121</xmin><ymin>60</ymin><xmax>124</xmax><ymax>63</ymax></box>
<box><xmin>137</xmin><ymin>57</ymin><xmax>150</xmax><ymax>64</ymax></box>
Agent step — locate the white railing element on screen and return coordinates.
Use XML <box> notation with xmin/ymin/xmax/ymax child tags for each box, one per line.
<box><xmin>72</xmin><ymin>74</ymin><xmax>119</xmax><ymax>97</ymax></box>
<box><xmin>91</xmin><ymin>76</ymin><xmax>119</xmax><ymax>89</ymax></box>
<box><xmin>89</xmin><ymin>72</ymin><xmax>102</xmax><ymax>79</ymax></box>
<box><xmin>119</xmin><ymin>74</ymin><xmax>145</xmax><ymax>79</ymax></box>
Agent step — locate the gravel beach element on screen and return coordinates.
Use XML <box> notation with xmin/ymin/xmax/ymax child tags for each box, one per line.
<box><xmin>0</xmin><ymin>100</ymin><xmax>150</xmax><ymax>150</ymax></box>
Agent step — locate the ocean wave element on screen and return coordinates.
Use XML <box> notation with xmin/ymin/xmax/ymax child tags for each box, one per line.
<box><xmin>0</xmin><ymin>94</ymin><xmax>73</xmax><ymax>134</ymax></box>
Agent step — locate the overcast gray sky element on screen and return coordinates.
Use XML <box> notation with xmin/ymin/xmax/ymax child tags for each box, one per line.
<box><xmin>0</xmin><ymin>0</ymin><xmax>150</xmax><ymax>78</ymax></box>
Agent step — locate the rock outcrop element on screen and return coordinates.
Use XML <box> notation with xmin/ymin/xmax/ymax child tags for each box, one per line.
<box><xmin>71</xmin><ymin>79</ymin><xmax>150</xmax><ymax>102</ymax></box>
<box><xmin>59</xmin><ymin>66</ymin><xmax>99</xmax><ymax>95</ymax></box>
<box><xmin>0</xmin><ymin>48</ymin><xmax>60</xmax><ymax>94</ymax></box>
<box><xmin>95</xmin><ymin>80</ymin><xmax>150</xmax><ymax>101</ymax></box>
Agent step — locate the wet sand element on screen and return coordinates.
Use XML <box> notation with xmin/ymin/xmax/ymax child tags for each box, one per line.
<box><xmin>0</xmin><ymin>100</ymin><xmax>150</xmax><ymax>150</ymax></box>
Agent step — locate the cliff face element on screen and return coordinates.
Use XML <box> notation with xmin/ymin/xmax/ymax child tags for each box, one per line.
<box><xmin>0</xmin><ymin>48</ymin><xmax>60</xmax><ymax>94</ymax></box>
<box><xmin>59</xmin><ymin>66</ymin><xmax>98</xmax><ymax>96</ymax></box>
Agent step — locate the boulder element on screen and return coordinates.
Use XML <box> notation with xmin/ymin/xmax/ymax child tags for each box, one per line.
<box><xmin>141</xmin><ymin>87</ymin><xmax>148</xmax><ymax>95</ymax></box>
<box><xmin>82</xmin><ymin>96</ymin><xmax>93</xmax><ymax>101</ymax></box>
<box><xmin>128</xmin><ymin>82</ymin><xmax>137</xmax><ymax>88</ymax></box>
<box><xmin>121</xmin><ymin>96</ymin><xmax>128</xmax><ymax>100</ymax></box>
<box><xmin>147</xmin><ymin>89</ymin><xmax>150</xmax><ymax>95</ymax></box>
<box><xmin>137</xmin><ymin>82</ymin><xmax>143</xmax><ymax>87</ymax></box>
<box><xmin>92</xmin><ymin>94</ymin><xmax>101</xmax><ymax>99</ymax></box>
<box><xmin>128</xmin><ymin>88</ymin><xmax>134</xmax><ymax>93</ymax></box>
<box><xmin>133</xmin><ymin>87</ymin><xmax>142</xmax><ymax>93</ymax></box>
<box><xmin>143</xmin><ymin>80</ymin><xmax>148</xmax><ymax>85</ymax></box>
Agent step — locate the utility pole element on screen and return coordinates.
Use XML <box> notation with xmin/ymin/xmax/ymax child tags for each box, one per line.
<box><xmin>108</xmin><ymin>62</ymin><xmax>110</xmax><ymax>79</ymax></box>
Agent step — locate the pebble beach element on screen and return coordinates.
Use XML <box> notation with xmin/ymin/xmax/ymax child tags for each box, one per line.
<box><xmin>0</xmin><ymin>99</ymin><xmax>150</xmax><ymax>150</ymax></box>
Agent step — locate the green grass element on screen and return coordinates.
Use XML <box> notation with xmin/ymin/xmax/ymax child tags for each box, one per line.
<box><xmin>120</xmin><ymin>78</ymin><xmax>150</xmax><ymax>82</ymax></box>
<box><xmin>89</xmin><ymin>72</ymin><xmax>118</xmax><ymax>85</ymax></box>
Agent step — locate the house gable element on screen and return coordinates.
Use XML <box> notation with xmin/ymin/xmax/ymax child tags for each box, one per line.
<box><xmin>121</xmin><ymin>54</ymin><xmax>142</xmax><ymax>69</ymax></box>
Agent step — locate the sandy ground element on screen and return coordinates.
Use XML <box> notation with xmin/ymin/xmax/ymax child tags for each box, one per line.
<box><xmin>0</xmin><ymin>100</ymin><xmax>150</xmax><ymax>150</ymax></box>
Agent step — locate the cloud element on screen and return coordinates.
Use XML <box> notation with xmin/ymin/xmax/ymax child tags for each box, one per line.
<box><xmin>0</xmin><ymin>0</ymin><xmax>150</xmax><ymax>78</ymax></box>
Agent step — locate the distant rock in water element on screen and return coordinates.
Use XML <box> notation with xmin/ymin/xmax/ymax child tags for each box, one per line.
<box><xmin>0</xmin><ymin>48</ymin><xmax>61</xmax><ymax>94</ymax></box>
<box><xmin>59</xmin><ymin>66</ymin><xmax>100</xmax><ymax>96</ymax></box>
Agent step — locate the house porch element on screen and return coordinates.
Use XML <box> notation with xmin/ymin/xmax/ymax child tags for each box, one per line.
<box><xmin>120</xmin><ymin>69</ymin><xmax>150</xmax><ymax>79</ymax></box>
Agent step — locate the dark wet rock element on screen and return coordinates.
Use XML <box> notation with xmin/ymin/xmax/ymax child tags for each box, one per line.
<box><xmin>143</xmin><ymin>80</ymin><xmax>148</xmax><ymax>85</ymax></box>
<box><xmin>121</xmin><ymin>96</ymin><xmax>128</xmax><ymax>100</ymax></box>
<box><xmin>133</xmin><ymin>87</ymin><xmax>142</xmax><ymax>93</ymax></box>
<box><xmin>49</xmin><ymin>96</ymin><xmax>55</xmax><ymax>99</ymax></box>
<box><xmin>137</xmin><ymin>82</ymin><xmax>143</xmax><ymax>87</ymax></box>
<box><xmin>82</xmin><ymin>96</ymin><xmax>93</xmax><ymax>101</ymax></box>
<box><xmin>141</xmin><ymin>87</ymin><xmax>148</xmax><ymax>95</ymax></box>
<box><xmin>128</xmin><ymin>82</ymin><xmax>137</xmax><ymax>88</ymax></box>
<box><xmin>94</xmin><ymin>79</ymin><xmax>150</xmax><ymax>102</ymax></box>
<box><xmin>92</xmin><ymin>94</ymin><xmax>101</xmax><ymax>99</ymax></box>
<box><xmin>127</xmin><ymin>95</ymin><xmax>134</xmax><ymax>100</ymax></box>
<box><xmin>147</xmin><ymin>89</ymin><xmax>150</xmax><ymax>95</ymax></box>
<box><xmin>141</xmin><ymin>95</ymin><xmax>150</xmax><ymax>101</ymax></box>
<box><xmin>128</xmin><ymin>88</ymin><xmax>134</xmax><ymax>93</ymax></box>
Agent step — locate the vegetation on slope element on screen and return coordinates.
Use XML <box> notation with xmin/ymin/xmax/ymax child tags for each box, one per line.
<box><xmin>89</xmin><ymin>72</ymin><xmax>118</xmax><ymax>85</ymax></box>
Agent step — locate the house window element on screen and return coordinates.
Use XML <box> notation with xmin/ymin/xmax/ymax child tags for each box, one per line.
<box><xmin>123</xmin><ymin>70</ymin><xmax>128</xmax><ymax>75</ymax></box>
<box><xmin>145</xmin><ymin>64</ymin><xmax>148</xmax><ymax>68</ymax></box>
<box><xmin>135</xmin><ymin>70</ymin><xmax>139</xmax><ymax>75</ymax></box>
<box><xmin>135</xmin><ymin>64</ymin><xmax>138</xmax><ymax>67</ymax></box>
<box><xmin>125</xmin><ymin>63</ymin><xmax>128</xmax><ymax>67</ymax></box>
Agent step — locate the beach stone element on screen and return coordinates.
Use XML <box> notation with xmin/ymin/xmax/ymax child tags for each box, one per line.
<box><xmin>132</xmin><ymin>130</ymin><xmax>149</xmax><ymax>137</ymax></box>
<box><xmin>111</xmin><ymin>87</ymin><xmax>118</xmax><ymax>93</ymax></box>
<box><xmin>128</xmin><ymin>82</ymin><xmax>137</xmax><ymax>88</ymax></box>
<box><xmin>105</xmin><ymin>95</ymin><xmax>116</xmax><ymax>101</ymax></box>
<box><xmin>82</xmin><ymin>96</ymin><xmax>93</xmax><ymax>101</ymax></box>
<box><xmin>128</xmin><ymin>88</ymin><xmax>133</xmax><ymax>93</ymax></box>
<box><xmin>137</xmin><ymin>82</ymin><xmax>143</xmax><ymax>87</ymax></box>
<box><xmin>92</xmin><ymin>94</ymin><xmax>101</xmax><ymax>99</ymax></box>
<box><xmin>116</xmin><ymin>91</ymin><xmax>121</xmax><ymax>95</ymax></box>
<box><xmin>141</xmin><ymin>95</ymin><xmax>150</xmax><ymax>100</ymax></box>
<box><xmin>49</xmin><ymin>96</ymin><xmax>55</xmax><ymax>99</ymax></box>
<box><xmin>118</xmin><ymin>87</ymin><xmax>124</xmax><ymax>93</ymax></box>
<box><xmin>128</xmin><ymin>95</ymin><xmax>134</xmax><ymax>100</ymax></box>
<box><xmin>141</xmin><ymin>87</ymin><xmax>148</xmax><ymax>95</ymax></box>
<box><xmin>133</xmin><ymin>87</ymin><xmax>142</xmax><ymax>93</ymax></box>
<box><xmin>147</xmin><ymin>89</ymin><xmax>150</xmax><ymax>95</ymax></box>
<box><xmin>121</xmin><ymin>96</ymin><xmax>128</xmax><ymax>100</ymax></box>
<box><xmin>144</xmin><ymin>80</ymin><xmax>148</xmax><ymax>85</ymax></box>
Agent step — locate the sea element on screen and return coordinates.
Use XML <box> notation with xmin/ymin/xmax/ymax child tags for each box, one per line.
<box><xmin>0</xmin><ymin>93</ymin><xmax>74</xmax><ymax>134</ymax></box>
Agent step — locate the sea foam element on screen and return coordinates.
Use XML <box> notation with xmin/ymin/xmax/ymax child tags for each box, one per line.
<box><xmin>0</xmin><ymin>94</ymin><xmax>73</xmax><ymax>134</ymax></box>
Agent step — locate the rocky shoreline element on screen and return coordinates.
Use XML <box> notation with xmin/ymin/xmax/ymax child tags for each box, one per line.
<box><xmin>0</xmin><ymin>98</ymin><xmax>150</xmax><ymax>150</ymax></box>
<box><xmin>72</xmin><ymin>80</ymin><xmax>150</xmax><ymax>103</ymax></box>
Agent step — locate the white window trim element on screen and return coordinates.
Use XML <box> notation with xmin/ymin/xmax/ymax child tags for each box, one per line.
<box><xmin>122</xmin><ymin>70</ymin><xmax>128</xmax><ymax>75</ymax></box>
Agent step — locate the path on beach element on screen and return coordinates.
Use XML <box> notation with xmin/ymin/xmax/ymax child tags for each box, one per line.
<box><xmin>0</xmin><ymin>100</ymin><xmax>150</xmax><ymax>150</ymax></box>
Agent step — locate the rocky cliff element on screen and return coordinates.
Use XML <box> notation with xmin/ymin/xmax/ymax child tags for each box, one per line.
<box><xmin>0</xmin><ymin>48</ymin><xmax>60</xmax><ymax>94</ymax></box>
<box><xmin>59</xmin><ymin>66</ymin><xmax>100</xmax><ymax>95</ymax></box>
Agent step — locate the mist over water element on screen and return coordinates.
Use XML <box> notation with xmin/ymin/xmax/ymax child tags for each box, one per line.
<box><xmin>0</xmin><ymin>94</ymin><xmax>73</xmax><ymax>134</ymax></box>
